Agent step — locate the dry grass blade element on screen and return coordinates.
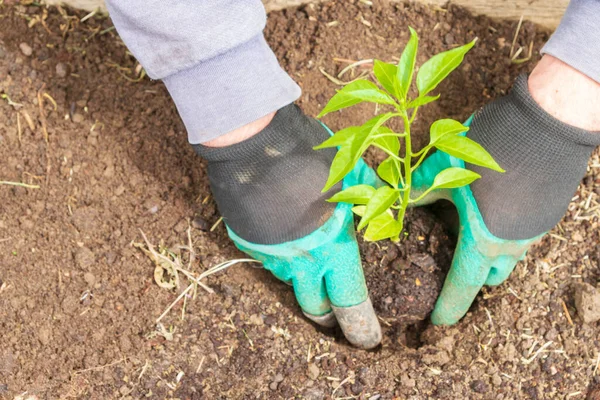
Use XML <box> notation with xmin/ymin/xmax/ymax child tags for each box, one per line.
<box><xmin>0</xmin><ymin>181</ymin><xmax>40</xmax><ymax>189</ymax></box>
<box><xmin>509</xmin><ymin>15</ymin><xmax>524</xmax><ymax>59</ymax></box>
<box><xmin>337</xmin><ymin>59</ymin><xmax>373</xmax><ymax>79</ymax></box>
<box><xmin>319</xmin><ymin>67</ymin><xmax>369</xmax><ymax>85</ymax></box>
<box><xmin>135</xmin><ymin>229</ymin><xmax>260</xmax><ymax>323</ymax></box>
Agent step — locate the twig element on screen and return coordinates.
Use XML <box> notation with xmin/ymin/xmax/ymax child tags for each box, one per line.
<box><xmin>37</xmin><ymin>84</ymin><xmax>49</xmax><ymax>143</ymax></box>
<box><xmin>196</xmin><ymin>356</ymin><xmax>206</xmax><ymax>374</ymax></box>
<box><xmin>17</xmin><ymin>112</ymin><xmax>22</xmax><ymax>143</ymax></box>
<box><xmin>561</xmin><ymin>299</ymin><xmax>574</xmax><ymax>326</ymax></box>
<box><xmin>72</xmin><ymin>358</ymin><xmax>126</xmax><ymax>374</ymax></box>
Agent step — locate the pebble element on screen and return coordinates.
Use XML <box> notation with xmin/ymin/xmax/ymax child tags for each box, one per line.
<box><xmin>470</xmin><ymin>379</ymin><xmax>488</xmax><ymax>393</ymax></box>
<box><xmin>269</xmin><ymin>381</ymin><xmax>278</xmax><ymax>391</ymax></box>
<box><xmin>75</xmin><ymin>247</ymin><xmax>96</xmax><ymax>270</ymax></box>
<box><xmin>574</xmin><ymin>283</ymin><xmax>600</xmax><ymax>323</ymax></box>
<box><xmin>303</xmin><ymin>388</ymin><xmax>325</xmax><ymax>400</ymax></box>
<box><xmin>19</xmin><ymin>42</ymin><xmax>32</xmax><ymax>56</ymax></box>
<box><xmin>192</xmin><ymin>216</ymin><xmax>209</xmax><ymax>231</ymax></box>
<box><xmin>72</xmin><ymin>113</ymin><xmax>85</xmax><ymax>123</ymax></box>
<box><xmin>273</xmin><ymin>373</ymin><xmax>284</xmax><ymax>383</ymax></box>
<box><xmin>38</xmin><ymin>327</ymin><xmax>51</xmax><ymax>346</ymax></box>
<box><xmin>56</xmin><ymin>63</ymin><xmax>67</xmax><ymax>78</ymax></box>
<box><xmin>307</xmin><ymin>363</ymin><xmax>320</xmax><ymax>380</ymax></box>
<box><xmin>84</xmin><ymin>272</ymin><xmax>96</xmax><ymax>286</ymax></box>
<box><xmin>119</xmin><ymin>385</ymin><xmax>130</xmax><ymax>396</ymax></box>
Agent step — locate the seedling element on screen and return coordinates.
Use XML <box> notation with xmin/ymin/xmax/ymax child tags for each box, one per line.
<box><xmin>315</xmin><ymin>28</ymin><xmax>503</xmax><ymax>242</ymax></box>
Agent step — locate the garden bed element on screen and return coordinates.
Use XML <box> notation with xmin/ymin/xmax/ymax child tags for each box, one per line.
<box><xmin>1</xmin><ymin>1</ymin><xmax>599</xmax><ymax>398</ymax></box>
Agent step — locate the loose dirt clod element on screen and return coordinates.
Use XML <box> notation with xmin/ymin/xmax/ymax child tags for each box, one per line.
<box><xmin>574</xmin><ymin>283</ymin><xmax>600</xmax><ymax>323</ymax></box>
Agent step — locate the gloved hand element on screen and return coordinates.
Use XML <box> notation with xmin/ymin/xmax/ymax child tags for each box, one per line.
<box><xmin>194</xmin><ymin>104</ymin><xmax>382</xmax><ymax>349</ymax></box>
<box><xmin>412</xmin><ymin>74</ymin><xmax>600</xmax><ymax>325</ymax></box>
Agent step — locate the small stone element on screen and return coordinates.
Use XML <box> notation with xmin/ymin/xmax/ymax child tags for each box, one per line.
<box><xmin>269</xmin><ymin>381</ymin><xmax>278</xmax><ymax>391</ymax></box>
<box><xmin>400</xmin><ymin>373</ymin><xmax>415</xmax><ymax>388</ymax></box>
<box><xmin>492</xmin><ymin>374</ymin><xmax>502</xmax><ymax>386</ymax></box>
<box><xmin>303</xmin><ymin>388</ymin><xmax>325</xmax><ymax>400</ymax></box>
<box><xmin>470</xmin><ymin>380</ymin><xmax>488</xmax><ymax>393</ymax></box>
<box><xmin>75</xmin><ymin>247</ymin><xmax>96</xmax><ymax>270</ymax></box>
<box><xmin>307</xmin><ymin>363</ymin><xmax>320</xmax><ymax>380</ymax></box>
<box><xmin>248</xmin><ymin>314</ymin><xmax>264</xmax><ymax>326</ymax></box>
<box><xmin>72</xmin><ymin>113</ymin><xmax>85</xmax><ymax>123</ymax></box>
<box><xmin>119</xmin><ymin>385</ymin><xmax>130</xmax><ymax>396</ymax></box>
<box><xmin>173</xmin><ymin>219</ymin><xmax>188</xmax><ymax>233</ymax></box>
<box><xmin>575</xmin><ymin>283</ymin><xmax>600</xmax><ymax>323</ymax></box>
<box><xmin>572</xmin><ymin>232</ymin><xmax>584</xmax><ymax>242</ymax></box>
<box><xmin>273</xmin><ymin>373</ymin><xmax>284</xmax><ymax>383</ymax></box>
<box><xmin>38</xmin><ymin>327</ymin><xmax>51</xmax><ymax>345</ymax></box>
<box><xmin>56</xmin><ymin>62</ymin><xmax>67</xmax><ymax>78</ymax></box>
<box><xmin>19</xmin><ymin>42</ymin><xmax>32</xmax><ymax>56</ymax></box>
<box><xmin>191</xmin><ymin>216</ymin><xmax>209</xmax><ymax>231</ymax></box>
<box><xmin>444</xmin><ymin>33</ymin><xmax>455</xmax><ymax>45</ymax></box>
<box><xmin>84</xmin><ymin>272</ymin><xmax>96</xmax><ymax>286</ymax></box>
<box><xmin>350</xmin><ymin>382</ymin><xmax>363</xmax><ymax>395</ymax></box>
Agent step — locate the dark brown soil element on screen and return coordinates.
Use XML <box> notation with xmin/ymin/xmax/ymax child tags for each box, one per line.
<box><xmin>1</xmin><ymin>1</ymin><xmax>599</xmax><ymax>399</ymax></box>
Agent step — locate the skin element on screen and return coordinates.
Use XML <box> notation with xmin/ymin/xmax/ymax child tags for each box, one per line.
<box><xmin>207</xmin><ymin>54</ymin><xmax>600</xmax><ymax>149</ymax></box>
<box><xmin>529</xmin><ymin>55</ymin><xmax>600</xmax><ymax>132</ymax></box>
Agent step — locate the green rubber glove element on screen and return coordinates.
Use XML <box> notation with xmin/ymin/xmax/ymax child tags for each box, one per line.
<box><xmin>227</xmin><ymin>156</ymin><xmax>383</xmax><ymax>349</ymax></box>
<box><xmin>412</xmin><ymin>116</ymin><xmax>544</xmax><ymax>325</ymax></box>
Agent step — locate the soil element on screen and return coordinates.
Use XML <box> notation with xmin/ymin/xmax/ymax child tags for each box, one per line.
<box><xmin>1</xmin><ymin>0</ymin><xmax>599</xmax><ymax>399</ymax></box>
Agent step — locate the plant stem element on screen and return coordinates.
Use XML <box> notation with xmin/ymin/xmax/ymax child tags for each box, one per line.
<box><xmin>411</xmin><ymin>149</ymin><xmax>429</xmax><ymax>172</ymax></box>
<box><xmin>396</xmin><ymin>111</ymin><xmax>413</xmax><ymax>229</ymax></box>
<box><xmin>372</xmin><ymin>144</ymin><xmax>404</xmax><ymax>162</ymax></box>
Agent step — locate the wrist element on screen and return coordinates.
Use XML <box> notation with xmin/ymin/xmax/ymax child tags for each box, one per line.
<box><xmin>202</xmin><ymin>112</ymin><xmax>276</xmax><ymax>147</ymax></box>
<box><xmin>528</xmin><ymin>55</ymin><xmax>600</xmax><ymax>132</ymax></box>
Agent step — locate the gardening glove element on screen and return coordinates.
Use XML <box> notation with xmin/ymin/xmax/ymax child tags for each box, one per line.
<box><xmin>194</xmin><ymin>104</ymin><xmax>382</xmax><ymax>349</ymax></box>
<box><xmin>412</xmin><ymin>75</ymin><xmax>600</xmax><ymax>326</ymax></box>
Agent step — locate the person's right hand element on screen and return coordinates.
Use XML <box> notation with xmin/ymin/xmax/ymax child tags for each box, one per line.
<box><xmin>194</xmin><ymin>104</ymin><xmax>382</xmax><ymax>349</ymax></box>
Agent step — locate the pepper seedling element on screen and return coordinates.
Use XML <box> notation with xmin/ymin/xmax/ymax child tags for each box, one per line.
<box><xmin>315</xmin><ymin>28</ymin><xmax>504</xmax><ymax>242</ymax></box>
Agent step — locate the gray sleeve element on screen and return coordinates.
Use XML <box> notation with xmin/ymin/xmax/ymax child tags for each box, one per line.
<box><xmin>541</xmin><ymin>0</ymin><xmax>600</xmax><ymax>84</ymax></box>
<box><xmin>104</xmin><ymin>0</ymin><xmax>301</xmax><ymax>144</ymax></box>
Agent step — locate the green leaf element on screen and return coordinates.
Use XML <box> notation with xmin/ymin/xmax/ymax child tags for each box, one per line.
<box><xmin>398</xmin><ymin>27</ymin><xmax>419</xmax><ymax>100</ymax></box>
<box><xmin>314</xmin><ymin>126</ymin><xmax>361</xmax><ymax>150</ymax></box>
<box><xmin>407</xmin><ymin>94</ymin><xmax>440</xmax><ymax>109</ymax></box>
<box><xmin>430</xmin><ymin>167</ymin><xmax>480</xmax><ymax>190</ymax></box>
<box><xmin>429</xmin><ymin>118</ymin><xmax>468</xmax><ymax>146</ymax></box>
<box><xmin>435</xmin><ymin>135</ymin><xmax>505</xmax><ymax>172</ymax></box>
<box><xmin>352</xmin><ymin>205</ymin><xmax>366</xmax><ymax>217</ymax></box>
<box><xmin>357</xmin><ymin>186</ymin><xmax>399</xmax><ymax>230</ymax></box>
<box><xmin>377</xmin><ymin>157</ymin><xmax>401</xmax><ymax>187</ymax></box>
<box><xmin>327</xmin><ymin>184</ymin><xmax>376</xmax><ymax>205</ymax></box>
<box><xmin>416</xmin><ymin>39</ymin><xmax>476</xmax><ymax>96</ymax></box>
<box><xmin>373</xmin><ymin>127</ymin><xmax>400</xmax><ymax>154</ymax></box>
<box><xmin>321</xmin><ymin>113</ymin><xmax>397</xmax><ymax>191</ymax></box>
<box><xmin>318</xmin><ymin>80</ymin><xmax>397</xmax><ymax>117</ymax></box>
<box><xmin>364</xmin><ymin>211</ymin><xmax>403</xmax><ymax>242</ymax></box>
<box><xmin>373</xmin><ymin>60</ymin><xmax>400</xmax><ymax>99</ymax></box>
